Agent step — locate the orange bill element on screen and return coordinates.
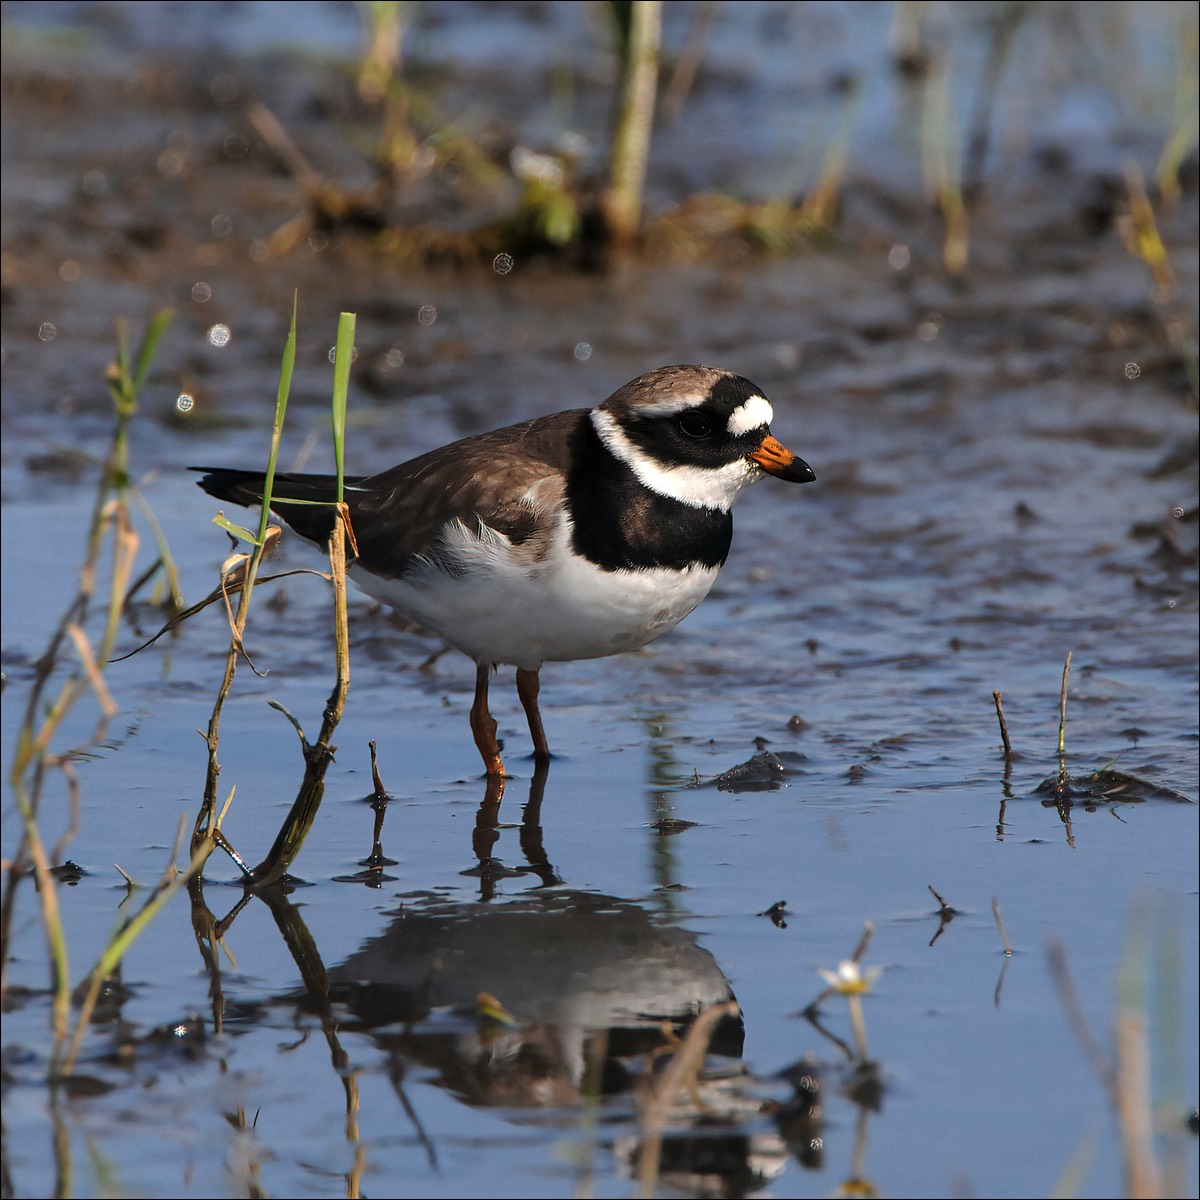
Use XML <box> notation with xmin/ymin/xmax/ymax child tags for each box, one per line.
<box><xmin>749</xmin><ymin>434</ymin><xmax>815</xmax><ymax>483</ymax></box>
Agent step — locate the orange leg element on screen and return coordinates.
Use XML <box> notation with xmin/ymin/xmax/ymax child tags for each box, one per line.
<box><xmin>470</xmin><ymin>663</ymin><xmax>506</xmax><ymax>778</ymax></box>
<box><xmin>516</xmin><ymin>666</ymin><xmax>551</xmax><ymax>766</ymax></box>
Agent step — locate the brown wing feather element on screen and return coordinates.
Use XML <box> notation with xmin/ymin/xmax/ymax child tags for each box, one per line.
<box><xmin>347</xmin><ymin>409</ymin><xmax>588</xmax><ymax>578</ymax></box>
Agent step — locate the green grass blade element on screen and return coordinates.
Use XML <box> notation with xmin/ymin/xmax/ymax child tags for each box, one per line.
<box><xmin>212</xmin><ymin>514</ymin><xmax>266</xmax><ymax>545</ymax></box>
<box><xmin>132</xmin><ymin>308</ymin><xmax>174</xmax><ymax>390</ymax></box>
<box><xmin>257</xmin><ymin>294</ymin><xmax>299</xmax><ymax>542</ymax></box>
<box><xmin>331</xmin><ymin>311</ymin><xmax>356</xmax><ymax>502</ymax></box>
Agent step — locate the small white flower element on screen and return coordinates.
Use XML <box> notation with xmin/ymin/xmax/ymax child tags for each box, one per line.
<box><xmin>819</xmin><ymin>959</ymin><xmax>884</xmax><ymax>995</ymax></box>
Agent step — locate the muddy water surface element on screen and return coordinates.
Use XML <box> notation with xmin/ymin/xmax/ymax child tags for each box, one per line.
<box><xmin>2</xmin><ymin>5</ymin><xmax>1197</xmax><ymax>1199</ymax></box>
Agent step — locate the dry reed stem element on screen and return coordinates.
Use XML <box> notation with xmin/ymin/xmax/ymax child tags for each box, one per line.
<box><xmin>1057</xmin><ymin>650</ymin><xmax>1072</xmax><ymax>757</ymax></box>
<box><xmin>65</xmin><ymin>625</ymin><xmax>118</xmax><ymax>720</ymax></box>
<box><xmin>992</xmin><ymin>690</ymin><xmax>1013</xmax><ymax>758</ymax></box>
<box><xmin>636</xmin><ymin>1000</ymin><xmax>741</xmax><ymax>1197</ymax></box>
<box><xmin>2</xmin><ymin>316</ymin><xmax>172</xmax><ymax>1027</ymax></box>
<box><xmin>1115</xmin><ymin>1000</ymin><xmax>1161</xmax><ymax>1198</ymax></box>
<box><xmin>194</xmin><ymin>538</ymin><xmax>284</xmax><ymax>854</ymax></box>
<box><xmin>1046</xmin><ymin>927</ymin><xmax>1171</xmax><ymax>1199</ymax></box>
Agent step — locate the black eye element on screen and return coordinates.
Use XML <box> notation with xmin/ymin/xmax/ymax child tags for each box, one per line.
<box><xmin>677</xmin><ymin>410</ymin><xmax>713</xmax><ymax>438</ymax></box>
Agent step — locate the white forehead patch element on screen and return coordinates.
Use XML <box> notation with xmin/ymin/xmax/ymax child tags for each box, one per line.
<box><xmin>726</xmin><ymin>395</ymin><xmax>773</xmax><ymax>436</ymax></box>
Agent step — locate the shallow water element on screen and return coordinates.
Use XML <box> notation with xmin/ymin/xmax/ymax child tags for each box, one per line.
<box><xmin>2</xmin><ymin>4</ymin><xmax>1198</xmax><ymax>1199</ymax></box>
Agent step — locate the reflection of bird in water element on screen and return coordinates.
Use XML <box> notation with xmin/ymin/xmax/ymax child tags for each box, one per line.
<box><xmin>291</xmin><ymin>889</ymin><xmax>815</xmax><ymax>1193</ymax></box>
<box><xmin>196</xmin><ymin>366</ymin><xmax>813</xmax><ymax>778</ymax></box>
<box><xmin>326</xmin><ymin>890</ymin><xmax>742</xmax><ymax>1101</ymax></box>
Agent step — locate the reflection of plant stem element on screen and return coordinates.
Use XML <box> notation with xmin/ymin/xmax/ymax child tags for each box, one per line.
<box><xmin>5</xmin><ymin>779</ymin><xmax>70</xmax><ymax>1038</ymax></box>
<box><xmin>992</xmin><ymin>897</ymin><xmax>1013</xmax><ymax>956</ymax></box>
<box><xmin>842</xmin><ymin>1103</ymin><xmax>876</xmax><ymax>1198</ymax></box>
<box><xmin>253</xmin><ymin>885</ymin><xmax>370</xmax><ymax>1195</ymax></box>
<box><xmin>60</xmin><ymin>824</ymin><xmax>210</xmax><ymax>1075</ymax></box>
<box><xmin>992</xmin><ymin>896</ymin><xmax>1013</xmax><ymax>1007</ymax></box>
<box><xmin>188</xmin><ymin>878</ymin><xmax>228</xmax><ymax>1033</ymax></box>
<box><xmin>50</xmin><ymin>1078</ymin><xmax>72</xmax><ymax>1198</ymax></box>
<box><xmin>847</xmin><ymin>992</ymin><xmax>869</xmax><ymax>1061</ymax></box>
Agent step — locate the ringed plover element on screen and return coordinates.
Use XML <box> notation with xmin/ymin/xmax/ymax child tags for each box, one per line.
<box><xmin>195</xmin><ymin>365</ymin><xmax>814</xmax><ymax>778</ymax></box>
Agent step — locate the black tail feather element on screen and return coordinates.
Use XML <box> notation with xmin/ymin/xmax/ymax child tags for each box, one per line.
<box><xmin>192</xmin><ymin>467</ymin><xmax>348</xmax><ymax>547</ymax></box>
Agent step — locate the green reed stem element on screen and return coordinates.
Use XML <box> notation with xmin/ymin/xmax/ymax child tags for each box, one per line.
<box><xmin>249</xmin><ymin>311</ymin><xmax>355</xmax><ymax>885</ymax></box>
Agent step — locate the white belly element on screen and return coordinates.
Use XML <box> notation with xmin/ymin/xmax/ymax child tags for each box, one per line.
<box><xmin>352</xmin><ymin>520</ymin><xmax>719</xmax><ymax>669</ymax></box>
